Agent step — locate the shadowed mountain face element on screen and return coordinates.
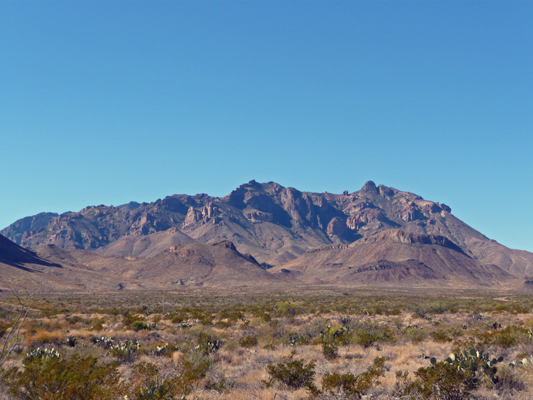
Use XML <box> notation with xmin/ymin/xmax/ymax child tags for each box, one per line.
<box><xmin>271</xmin><ymin>230</ymin><xmax>518</xmax><ymax>288</ymax></box>
<box><xmin>0</xmin><ymin>234</ymin><xmax>129</xmax><ymax>292</ymax></box>
<box><xmin>3</xmin><ymin>180</ymin><xmax>533</xmax><ymax>276</ymax></box>
<box><xmin>0</xmin><ymin>234</ymin><xmax>58</xmax><ymax>268</ymax></box>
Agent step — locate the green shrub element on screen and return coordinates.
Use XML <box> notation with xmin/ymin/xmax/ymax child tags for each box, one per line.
<box><xmin>321</xmin><ymin>324</ymin><xmax>351</xmax><ymax>345</ymax></box>
<box><xmin>428</xmin><ymin>301</ymin><xmax>448</xmax><ymax>314</ymax></box>
<box><xmin>401</xmin><ymin>348</ymin><xmax>503</xmax><ymax>399</ymax></box>
<box><xmin>67</xmin><ymin>315</ymin><xmax>83</xmax><ymax>325</ymax></box>
<box><xmin>321</xmin><ymin>356</ymin><xmax>385</xmax><ymax>399</ymax></box>
<box><xmin>174</xmin><ymin>351</ymin><xmax>211</xmax><ymax>397</ymax></box>
<box><xmin>322</xmin><ymin>342</ymin><xmax>338</xmax><ymax>360</ymax></box>
<box><xmin>430</xmin><ymin>330</ymin><xmax>452</xmax><ymax>343</ymax></box>
<box><xmin>411</xmin><ymin>305</ymin><xmax>428</xmax><ymax>319</ymax></box>
<box><xmin>239</xmin><ymin>335</ymin><xmax>258</xmax><ymax>348</ymax></box>
<box><xmin>195</xmin><ymin>333</ymin><xmax>222</xmax><ymax>355</ymax></box>
<box><xmin>123</xmin><ymin>314</ymin><xmax>145</xmax><ymax>329</ymax></box>
<box><xmin>131</xmin><ymin>320</ymin><xmax>156</xmax><ymax>332</ymax></box>
<box><xmin>492</xmin><ymin>325</ymin><xmax>527</xmax><ymax>348</ymax></box>
<box><xmin>127</xmin><ymin>362</ymin><xmax>179</xmax><ymax>400</ymax></box>
<box><xmin>402</xmin><ymin>361</ymin><xmax>473</xmax><ymax>400</ymax></box>
<box><xmin>204</xmin><ymin>374</ymin><xmax>235</xmax><ymax>394</ymax></box>
<box><xmin>3</xmin><ymin>355</ymin><xmax>123</xmax><ymax>399</ymax></box>
<box><xmin>403</xmin><ymin>325</ymin><xmax>427</xmax><ymax>344</ymax></box>
<box><xmin>354</xmin><ymin>325</ymin><xmax>392</xmax><ymax>348</ymax></box>
<box><xmin>263</xmin><ymin>354</ymin><xmax>317</xmax><ymax>391</ymax></box>
<box><xmin>275</xmin><ymin>301</ymin><xmax>300</xmax><ymax>318</ymax></box>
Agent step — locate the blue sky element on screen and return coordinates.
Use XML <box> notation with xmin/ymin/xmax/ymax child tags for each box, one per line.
<box><xmin>1</xmin><ymin>1</ymin><xmax>532</xmax><ymax>252</ymax></box>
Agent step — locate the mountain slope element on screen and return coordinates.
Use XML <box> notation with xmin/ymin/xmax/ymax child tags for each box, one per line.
<box><xmin>38</xmin><ymin>240</ymin><xmax>287</xmax><ymax>289</ymax></box>
<box><xmin>271</xmin><ymin>230</ymin><xmax>518</xmax><ymax>288</ymax></box>
<box><xmin>95</xmin><ymin>228</ymin><xmax>196</xmax><ymax>258</ymax></box>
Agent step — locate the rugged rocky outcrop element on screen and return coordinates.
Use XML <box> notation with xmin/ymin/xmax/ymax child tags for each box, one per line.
<box><xmin>1</xmin><ymin>212</ymin><xmax>58</xmax><ymax>245</ymax></box>
<box><xmin>3</xmin><ymin>180</ymin><xmax>533</xmax><ymax>276</ymax></box>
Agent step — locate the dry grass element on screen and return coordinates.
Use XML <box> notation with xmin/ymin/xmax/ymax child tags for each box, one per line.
<box><xmin>2</xmin><ymin>289</ymin><xmax>533</xmax><ymax>398</ymax></box>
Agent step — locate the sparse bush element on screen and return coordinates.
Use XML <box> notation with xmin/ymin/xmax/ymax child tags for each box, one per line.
<box><xmin>321</xmin><ymin>356</ymin><xmax>385</xmax><ymax>399</ymax></box>
<box><xmin>401</xmin><ymin>349</ymin><xmax>503</xmax><ymax>399</ymax></box>
<box><xmin>131</xmin><ymin>320</ymin><xmax>156</xmax><ymax>332</ymax></box>
<box><xmin>429</xmin><ymin>301</ymin><xmax>448</xmax><ymax>314</ymax></box>
<box><xmin>5</xmin><ymin>290</ymin><xmax>533</xmax><ymax>399</ymax></box>
<box><xmin>322</xmin><ymin>341</ymin><xmax>338</xmax><ymax>360</ymax></box>
<box><xmin>284</xmin><ymin>332</ymin><xmax>308</xmax><ymax>346</ymax></box>
<box><xmin>492</xmin><ymin>325</ymin><xmax>527</xmax><ymax>348</ymax></box>
<box><xmin>275</xmin><ymin>301</ymin><xmax>300</xmax><ymax>318</ymax></box>
<box><xmin>401</xmin><ymin>361</ymin><xmax>471</xmax><ymax>399</ymax></box>
<box><xmin>195</xmin><ymin>333</ymin><xmax>222</xmax><ymax>355</ymax></box>
<box><xmin>239</xmin><ymin>335</ymin><xmax>258</xmax><ymax>348</ymax></box>
<box><xmin>354</xmin><ymin>324</ymin><xmax>392</xmax><ymax>348</ymax></box>
<box><xmin>127</xmin><ymin>361</ymin><xmax>178</xmax><ymax>400</ymax></box>
<box><xmin>3</xmin><ymin>355</ymin><xmax>123</xmax><ymax>399</ymax></box>
<box><xmin>411</xmin><ymin>305</ymin><xmax>429</xmax><ymax>319</ymax></box>
<box><xmin>67</xmin><ymin>315</ymin><xmax>83</xmax><ymax>325</ymax></box>
<box><xmin>404</xmin><ymin>325</ymin><xmax>427</xmax><ymax>344</ymax></box>
<box><xmin>174</xmin><ymin>351</ymin><xmax>211</xmax><ymax>397</ymax></box>
<box><xmin>494</xmin><ymin>365</ymin><xmax>525</xmax><ymax>393</ymax></box>
<box><xmin>263</xmin><ymin>354</ymin><xmax>317</xmax><ymax>391</ymax></box>
<box><xmin>204</xmin><ymin>373</ymin><xmax>235</xmax><ymax>394</ymax></box>
<box><xmin>430</xmin><ymin>329</ymin><xmax>452</xmax><ymax>343</ymax></box>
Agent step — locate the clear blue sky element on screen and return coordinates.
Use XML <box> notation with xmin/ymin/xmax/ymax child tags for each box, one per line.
<box><xmin>1</xmin><ymin>1</ymin><xmax>532</xmax><ymax>252</ymax></box>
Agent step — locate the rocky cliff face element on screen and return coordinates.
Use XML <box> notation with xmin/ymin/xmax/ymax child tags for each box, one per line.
<box><xmin>1</xmin><ymin>212</ymin><xmax>58</xmax><ymax>245</ymax></box>
<box><xmin>3</xmin><ymin>180</ymin><xmax>533</xmax><ymax>275</ymax></box>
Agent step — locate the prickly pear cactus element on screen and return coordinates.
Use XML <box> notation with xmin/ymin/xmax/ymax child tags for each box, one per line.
<box><xmin>509</xmin><ymin>355</ymin><xmax>533</xmax><ymax>368</ymax></box>
<box><xmin>433</xmin><ymin>348</ymin><xmax>503</xmax><ymax>384</ymax></box>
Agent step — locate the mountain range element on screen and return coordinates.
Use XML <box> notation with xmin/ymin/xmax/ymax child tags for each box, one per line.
<box><xmin>1</xmin><ymin>180</ymin><xmax>532</xmax><ymax>291</ymax></box>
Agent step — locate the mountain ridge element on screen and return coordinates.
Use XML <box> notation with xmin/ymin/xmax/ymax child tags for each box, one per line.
<box><xmin>3</xmin><ymin>180</ymin><xmax>533</xmax><ymax>276</ymax></box>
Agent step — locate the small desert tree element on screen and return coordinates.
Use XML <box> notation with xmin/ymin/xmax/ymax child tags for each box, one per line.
<box><xmin>0</xmin><ymin>288</ymin><xmax>39</xmax><ymax>379</ymax></box>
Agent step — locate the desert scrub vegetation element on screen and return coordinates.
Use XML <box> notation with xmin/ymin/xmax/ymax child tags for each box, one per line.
<box><xmin>2</xmin><ymin>288</ymin><xmax>533</xmax><ymax>398</ymax></box>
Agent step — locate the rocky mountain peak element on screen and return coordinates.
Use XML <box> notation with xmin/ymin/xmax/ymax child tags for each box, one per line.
<box><xmin>361</xmin><ymin>180</ymin><xmax>378</xmax><ymax>193</ymax></box>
